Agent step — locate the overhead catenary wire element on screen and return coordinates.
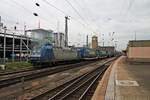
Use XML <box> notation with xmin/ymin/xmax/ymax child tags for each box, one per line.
<box><xmin>127</xmin><ymin>0</ymin><xmax>135</xmax><ymax>11</ymax></box>
<box><xmin>0</xmin><ymin>0</ymin><xmax>55</xmax><ymax>31</ymax></box>
<box><xmin>121</xmin><ymin>0</ymin><xmax>135</xmax><ymax>19</ymax></box>
<box><xmin>73</xmin><ymin>0</ymin><xmax>94</xmax><ymax>25</ymax></box>
<box><xmin>65</xmin><ymin>0</ymin><xmax>95</xmax><ymax>32</ymax></box>
<box><xmin>42</xmin><ymin>0</ymin><xmax>84</xmax><ymax>25</ymax></box>
<box><xmin>34</xmin><ymin>1</ymin><xmax>60</xmax><ymax>27</ymax></box>
<box><xmin>82</xmin><ymin>0</ymin><xmax>116</xmax><ymax>34</ymax></box>
<box><xmin>0</xmin><ymin>1</ymin><xmax>26</xmax><ymax>27</ymax></box>
<box><xmin>8</xmin><ymin>0</ymin><xmax>53</xmax><ymax>28</ymax></box>
<box><xmin>65</xmin><ymin>0</ymin><xmax>86</xmax><ymax>24</ymax></box>
<box><xmin>10</xmin><ymin>0</ymin><xmax>33</xmax><ymax>14</ymax></box>
<box><xmin>0</xmin><ymin>12</ymin><xmax>35</xmax><ymax>30</ymax></box>
<box><xmin>35</xmin><ymin>0</ymin><xmax>94</xmax><ymax>34</ymax></box>
<box><xmin>65</xmin><ymin>0</ymin><xmax>96</xmax><ymax>32</ymax></box>
<box><xmin>41</xmin><ymin>0</ymin><xmax>94</xmax><ymax>32</ymax></box>
<box><xmin>75</xmin><ymin>0</ymin><xmax>96</xmax><ymax>26</ymax></box>
<box><xmin>126</xmin><ymin>0</ymin><xmax>135</xmax><ymax>21</ymax></box>
<box><xmin>42</xmin><ymin>0</ymin><xmax>68</xmax><ymax>16</ymax></box>
<box><xmin>3</xmin><ymin>0</ymin><xmax>95</xmax><ymax>33</ymax></box>
<box><xmin>35</xmin><ymin>1</ymin><xmax>59</xmax><ymax>21</ymax></box>
<box><xmin>42</xmin><ymin>0</ymin><xmax>91</xmax><ymax>31</ymax></box>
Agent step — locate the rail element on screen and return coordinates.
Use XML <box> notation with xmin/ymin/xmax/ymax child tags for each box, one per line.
<box><xmin>31</xmin><ymin>57</ymin><xmax>116</xmax><ymax>100</ymax></box>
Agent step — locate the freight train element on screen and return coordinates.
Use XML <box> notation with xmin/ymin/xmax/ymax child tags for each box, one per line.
<box><xmin>30</xmin><ymin>43</ymin><xmax>115</xmax><ymax>67</ymax></box>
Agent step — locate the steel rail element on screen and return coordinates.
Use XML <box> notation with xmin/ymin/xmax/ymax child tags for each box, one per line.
<box><xmin>0</xmin><ymin>60</ymin><xmax>97</xmax><ymax>88</ymax></box>
<box><xmin>29</xmin><ymin>57</ymin><xmax>117</xmax><ymax>100</ymax></box>
<box><xmin>54</xmin><ymin>65</ymin><xmax>107</xmax><ymax>100</ymax></box>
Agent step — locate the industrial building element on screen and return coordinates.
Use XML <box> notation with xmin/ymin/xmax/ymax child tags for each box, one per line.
<box><xmin>26</xmin><ymin>28</ymin><xmax>53</xmax><ymax>55</ymax></box>
<box><xmin>96</xmin><ymin>46</ymin><xmax>115</xmax><ymax>57</ymax></box>
<box><xmin>127</xmin><ymin>40</ymin><xmax>150</xmax><ymax>63</ymax></box>
<box><xmin>53</xmin><ymin>32</ymin><xmax>65</xmax><ymax>48</ymax></box>
<box><xmin>0</xmin><ymin>31</ymin><xmax>31</xmax><ymax>63</ymax></box>
<box><xmin>97</xmin><ymin>46</ymin><xmax>115</xmax><ymax>52</ymax></box>
<box><xmin>91</xmin><ymin>35</ymin><xmax>115</xmax><ymax>56</ymax></box>
<box><xmin>28</xmin><ymin>29</ymin><xmax>53</xmax><ymax>42</ymax></box>
<box><xmin>0</xmin><ymin>28</ymin><xmax>66</xmax><ymax>63</ymax></box>
<box><xmin>27</xmin><ymin>28</ymin><xmax>66</xmax><ymax>48</ymax></box>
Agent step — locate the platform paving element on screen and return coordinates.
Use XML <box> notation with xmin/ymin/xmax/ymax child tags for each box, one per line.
<box><xmin>106</xmin><ymin>56</ymin><xmax>150</xmax><ymax>100</ymax></box>
<box><xmin>92</xmin><ymin>56</ymin><xmax>150</xmax><ymax>100</ymax></box>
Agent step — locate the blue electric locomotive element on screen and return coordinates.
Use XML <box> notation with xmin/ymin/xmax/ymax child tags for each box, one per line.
<box><xmin>30</xmin><ymin>43</ymin><xmax>79</xmax><ymax>66</ymax></box>
<box><xmin>30</xmin><ymin>42</ymin><xmax>113</xmax><ymax>67</ymax></box>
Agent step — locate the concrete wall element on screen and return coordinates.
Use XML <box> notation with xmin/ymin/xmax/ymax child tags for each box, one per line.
<box><xmin>128</xmin><ymin>47</ymin><xmax>150</xmax><ymax>58</ymax></box>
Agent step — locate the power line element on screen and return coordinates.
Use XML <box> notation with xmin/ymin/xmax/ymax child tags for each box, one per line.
<box><xmin>65</xmin><ymin>0</ymin><xmax>96</xmax><ymax>32</ymax></box>
<box><xmin>34</xmin><ymin>1</ymin><xmax>60</xmax><ymax>27</ymax></box>
<box><xmin>79</xmin><ymin>0</ymin><xmax>95</xmax><ymax>23</ymax></box>
<box><xmin>42</xmin><ymin>0</ymin><xmax>68</xmax><ymax>16</ymax></box>
<box><xmin>35</xmin><ymin>1</ymin><xmax>59</xmax><ymax>21</ymax></box>
<box><xmin>6</xmin><ymin>0</ymin><xmax>94</xmax><ymax>32</ymax></box>
<box><xmin>42</xmin><ymin>0</ymin><xmax>85</xmax><ymax>26</ymax></box>
<box><xmin>41</xmin><ymin>0</ymin><xmax>94</xmax><ymax>32</ymax></box>
<box><xmin>1</xmin><ymin>0</ymin><xmax>54</xmax><ymax>30</ymax></box>
<box><xmin>78</xmin><ymin>0</ymin><xmax>99</xmax><ymax>31</ymax></box>
<box><xmin>9</xmin><ymin>0</ymin><xmax>54</xmax><ymax>28</ymax></box>
<box><xmin>65</xmin><ymin>0</ymin><xmax>87</xmax><ymax>25</ymax></box>
<box><xmin>72</xmin><ymin>0</ymin><xmax>94</xmax><ymax>29</ymax></box>
<box><xmin>125</xmin><ymin>0</ymin><xmax>136</xmax><ymax>23</ymax></box>
<box><xmin>127</xmin><ymin>0</ymin><xmax>135</xmax><ymax>11</ymax></box>
<box><xmin>0</xmin><ymin>0</ymin><xmax>35</xmax><ymax>29</ymax></box>
<box><xmin>73</xmin><ymin>0</ymin><xmax>94</xmax><ymax>24</ymax></box>
<box><xmin>11</xmin><ymin>0</ymin><xmax>33</xmax><ymax>14</ymax></box>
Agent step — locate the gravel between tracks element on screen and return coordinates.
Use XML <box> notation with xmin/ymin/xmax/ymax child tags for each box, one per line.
<box><xmin>0</xmin><ymin>58</ymin><xmax>114</xmax><ymax>100</ymax></box>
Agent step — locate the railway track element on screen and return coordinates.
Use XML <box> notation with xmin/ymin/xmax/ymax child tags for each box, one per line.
<box><xmin>31</xmin><ymin>59</ymin><xmax>114</xmax><ymax>100</ymax></box>
<box><xmin>0</xmin><ymin>60</ymin><xmax>88</xmax><ymax>76</ymax></box>
<box><xmin>0</xmin><ymin>68</ymin><xmax>35</xmax><ymax>76</ymax></box>
<box><xmin>0</xmin><ymin>59</ymin><xmax>103</xmax><ymax>89</ymax></box>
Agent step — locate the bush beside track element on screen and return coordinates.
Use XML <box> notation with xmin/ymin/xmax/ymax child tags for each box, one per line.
<box><xmin>4</xmin><ymin>61</ymin><xmax>33</xmax><ymax>70</ymax></box>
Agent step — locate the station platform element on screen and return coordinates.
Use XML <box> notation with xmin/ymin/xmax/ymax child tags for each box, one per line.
<box><xmin>92</xmin><ymin>56</ymin><xmax>150</xmax><ymax>100</ymax></box>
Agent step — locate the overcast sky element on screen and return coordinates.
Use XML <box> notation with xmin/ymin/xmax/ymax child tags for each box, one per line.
<box><xmin>0</xmin><ymin>0</ymin><xmax>150</xmax><ymax>50</ymax></box>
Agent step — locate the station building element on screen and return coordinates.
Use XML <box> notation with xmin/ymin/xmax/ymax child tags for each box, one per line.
<box><xmin>127</xmin><ymin>40</ymin><xmax>150</xmax><ymax>63</ymax></box>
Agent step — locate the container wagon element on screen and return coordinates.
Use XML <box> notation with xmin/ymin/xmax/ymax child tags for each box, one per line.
<box><xmin>78</xmin><ymin>47</ymin><xmax>97</xmax><ymax>60</ymax></box>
